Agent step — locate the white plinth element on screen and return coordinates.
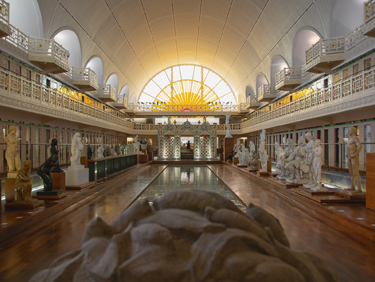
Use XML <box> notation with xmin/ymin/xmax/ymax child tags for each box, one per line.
<box><xmin>65</xmin><ymin>165</ymin><xmax>89</xmax><ymax>186</ymax></box>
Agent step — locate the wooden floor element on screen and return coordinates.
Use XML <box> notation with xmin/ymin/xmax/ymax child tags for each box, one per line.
<box><xmin>0</xmin><ymin>163</ymin><xmax>374</xmax><ymax>281</ymax></box>
<box><xmin>208</xmin><ymin>164</ymin><xmax>375</xmax><ymax>282</ymax></box>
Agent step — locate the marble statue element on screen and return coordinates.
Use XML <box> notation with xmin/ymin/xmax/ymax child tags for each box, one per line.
<box><xmin>97</xmin><ymin>146</ymin><xmax>104</xmax><ymax>159</ymax></box>
<box><xmin>30</xmin><ymin>191</ymin><xmax>337</xmax><ymax>282</ymax></box>
<box><xmin>37</xmin><ymin>154</ymin><xmax>58</xmax><ymax>191</ymax></box>
<box><xmin>233</xmin><ymin>139</ymin><xmax>241</xmax><ymax>157</ymax></box>
<box><xmin>274</xmin><ymin>142</ymin><xmax>286</xmax><ymax>179</ymax></box>
<box><xmin>225</xmin><ymin>112</ymin><xmax>232</xmax><ymax>138</ymax></box>
<box><xmin>259</xmin><ymin>129</ymin><xmax>268</xmax><ymax>172</ymax></box>
<box><xmin>50</xmin><ymin>138</ymin><xmax>63</xmax><ymax>173</ymax></box>
<box><xmin>115</xmin><ymin>145</ymin><xmax>121</xmax><ymax>156</ymax></box>
<box><xmin>5</xmin><ymin>125</ymin><xmax>21</xmax><ymax>173</ymax></box>
<box><xmin>303</xmin><ymin>132</ymin><xmax>316</xmax><ymax>188</ymax></box>
<box><xmin>283</xmin><ymin>139</ymin><xmax>295</xmax><ymax>179</ymax></box>
<box><xmin>70</xmin><ymin>133</ymin><xmax>83</xmax><ymax>167</ymax></box>
<box><xmin>311</xmin><ymin>139</ymin><xmax>324</xmax><ymax>191</ymax></box>
<box><xmin>237</xmin><ymin>144</ymin><xmax>248</xmax><ymax>166</ymax></box>
<box><xmin>15</xmin><ymin>160</ymin><xmax>32</xmax><ymax>202</ymax></box>
<box><xmin>285</xmin><ymin>137</ymin><xmax>308</xmax><ymax>183</ymax></box>
<box><xmin>248</xmin><ymin>141</ymin><xmax>258</xmax><ymax>170</ymax></box>
<box><xmin>111</xmin><ymin>148</ymin><xmax>117</xmax><ymax>157</ymax></box>
<box><xmin>346</xmin><ymin>127</ymin><xmax>363</xmax><ymax>192</ymax></box>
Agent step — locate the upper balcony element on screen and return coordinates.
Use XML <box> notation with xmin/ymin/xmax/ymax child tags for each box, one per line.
<box><xmin>90</xmin><ymin>84</ymin><xmax>117</xmax><ymax>103</ymax></box>
<box><xmin>28</xmin><ymin>37</ymin><xmax>70</xmax><ymax>74</ymax></box>
<box><xmin>0</xmin><ymin>0</ymin><xmax>11</xmax><ymax>38</ymax></box>
<box><xmin>257</xmin><ymin>84</ymin><xmax>277</xmax><ymax>102</ymax></box>
<box><xmin>247</xmin><ymin>96</ymin><xmax>262</xmax><ymax>110</ymax></box>
<box><xmin>305</xmin><ymin>37</ymin><xmax>346</xmax><ymax>73</ymax></box>
<box><xmin>363</xmin><ymin>0</ymin><xmax>375</xmax><ymax>37</ymax></box>
<box><xmin>71</xmin><ymin>67</ymin><xmax>98</xmax><ymax>92</ymax></box>
<box><xmin>111</xmin><ymin>96</ymin><xmax>128</xmax><ymax>110</ymax></box>
<box><xmin>275</xmin><ymin>67</ymin><xmax>302</xmax><ymax>91</ymax></box>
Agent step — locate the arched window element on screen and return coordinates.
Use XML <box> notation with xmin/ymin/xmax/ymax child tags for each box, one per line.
<box><xmin>246</xmin><ymin>86</ymin><xmax>255</xmax><ymax>98</ymax></box>
<box><xmin>270</xmin><ymin>55</ymin><xmax>288</xmax><ymax>84</ymax></box>
<box><xmin>106</xmin><ymin>73</ymin><xmax>119</xmax><ymax>96</ymax></box>
<box><xmin>53</xmin><ymin>30</ymin><xmax>81</xmax><ymax>67</ymax></box>
<box><xmin>119</xmin><ymin>85</ymin><xmax>129</xmax><ymax>98</ymax></box>
<box><xmin>85</xmin><ymin>57</ymin><xmax>104</xmax><ymax>84</ymax></box>
<box><xmin>139</xmin><ymin>65</ymin><xmax>237</xmax><ymax>107</ymax></box>
<box><xmin>7</xmin><ymin>0</ymin><xmax>43</xmax><ymax>37</ymax></box>
<box><xmin>256</xmin><ymin>73</ymin><xmax>268</xmax><ymax>98</ymax></box>
<box><xmin>292</xmin><ymin>28</ymin><xmax>321</xmax><ymax>67</ymax></box>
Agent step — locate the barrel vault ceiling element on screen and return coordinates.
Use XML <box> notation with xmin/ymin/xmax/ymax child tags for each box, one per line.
<box><xmin>38</xmin><ymin>0</ymin><xmax>334</xmax><ymax>100</ymax></box>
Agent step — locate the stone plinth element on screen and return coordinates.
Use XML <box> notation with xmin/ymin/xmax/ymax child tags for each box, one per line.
<box><xmin>65</xmin><ymin>165</ymin><xmax>89</xmax><ymax>189</ymax></box>
<box><xmin>5</xmin><ymin>178</ymin><xmax>16</xmax><ymax>202</ymax></box>
<box><xmin>52</xmin><ymin>172</ymin><xmax>66</xmax><ymax>190</ymax></box>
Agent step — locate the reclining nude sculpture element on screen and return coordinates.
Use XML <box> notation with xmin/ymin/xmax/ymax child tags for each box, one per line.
<box><xmin>30</xmin><ymin>191</ymin><xmax>337</xmax><ymax>282</ymax></box>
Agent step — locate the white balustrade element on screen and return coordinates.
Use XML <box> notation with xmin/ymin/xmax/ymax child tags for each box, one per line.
<box><xmin>258</xmin><ymin>84</ymin><xmax>277</xmax><ymax>102</ymax></box>
<box><xmin>92</xmin><ymin>84</ymin><xmax>117</xmax><ymax>102</ymax></box>
<box><xmin>0</xmin><ymin>0</ymin><xmax>9</xmax><ymax>24</ymax></box>
<box><xmin>71</xmin><ymin>67</ymin><xmax>98</xmax><ymax>90</ymax></box>
<box><xmin>365</xmin><ymin>0</ymin><xmax>375</xmax><ymax>23</ymax></box>
<box><xmin>133</xmin><ymin>123</ymin><xmax>241</xmax><ymax>131</ymax></box>
<box><xmin>276</xmin><ymin>67</ymin><xmax>302</xmax><ymax>91</ymax></box>
<box><xmin>134</xmin><ymin>103</ymin><xmax>240</xmax><ymax>113</ymax></box>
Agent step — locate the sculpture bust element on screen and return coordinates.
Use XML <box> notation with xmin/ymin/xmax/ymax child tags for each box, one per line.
<box><xmin>15</xmin><ymin>160</ymin><xmax>32</xmax><ymax>202</ymax></box>
<box><xmin>70</xmin><ymin>133</ymin><xmax>83</xmax><ymax>167</ymax></box>
<box><xmin>346</xmin><ymin>127</ymin><xmax>363</xmax><ymax>192</ymax></box>
<box><xmin>5</xmin><ymin>125</ymin><xmax>21</xmax><ymax>173</ymax></box>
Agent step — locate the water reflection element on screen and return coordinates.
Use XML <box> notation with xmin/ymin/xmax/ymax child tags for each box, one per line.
<box><xmin>136</xmin><ymin>165</ymin><xmax>246</xmax><ymax>211</ymax></box>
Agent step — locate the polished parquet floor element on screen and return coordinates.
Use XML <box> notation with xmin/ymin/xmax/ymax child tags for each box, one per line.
<box><xmin>0</xmin><ymin>164</ymin><xmax>374</xmax><ymax>282</ymax></box>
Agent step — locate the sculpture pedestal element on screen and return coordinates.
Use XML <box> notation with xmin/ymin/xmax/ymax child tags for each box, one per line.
<box><xmin>5</xmin><ymin>178</ymin><xmax>16</xmax><ymax>202</ymax></box>
<box><xmin>34</xmin><ymin>189</ymin><xmax>67</xmax><ymax>200</ymax></box>
<box><xmin>366</xmin><ymin>153</ymin><xmax>375</xmax><ymax>210</ymax></box>
<box><xmin>65</xmin><ymin>165</ymin><xmax>89</xmax><ymax>190</ymax></box>
<box><xmin>334</xmin><ymin>190</ymin><xmax>366</xmax><ymax>200</ymax></box>
<box><xmin>5</xmin><ymin>199</ymin><xmax>43</xmax><ymax>209</ymax></box>
<box><xmin>257</xmin><ymin>171</ymin><xmax>270</xmax><ymax>177</ymax></box>
<box><xmin>80</xmin><ymin>156</ymin><xmax>88</xmax><ymax>168</ymax></box>
<box><xmin>233</xmin><ymin>157</ymin><xmax>239</xmax><ymax>165</ymax></box>
<box><xmin>52</xmin><ymin>172</ymin><xmax>66</xmax><ymax>190</ymax></box>
<box><xmin>258</xmin><ymin>160</ymin><xmax>271</xmax><ymax>173</ymax></box>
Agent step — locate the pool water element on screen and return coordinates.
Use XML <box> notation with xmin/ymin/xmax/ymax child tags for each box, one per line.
<box><xmin>136</xmin><ymin>165</ymin><xmax>246</xmax><ymax>211</ymax></box>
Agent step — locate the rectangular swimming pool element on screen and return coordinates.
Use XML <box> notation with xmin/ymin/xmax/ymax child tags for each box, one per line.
<box><xmin>135</xmin><ymin>165</ymin><xmax>246</xmax><ymax>211</ymax></box>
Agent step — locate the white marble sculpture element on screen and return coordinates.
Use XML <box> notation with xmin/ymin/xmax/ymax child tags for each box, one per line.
<box><xmin>70</xmin><ymin>133</ymin><xmax>83</xmax><ymax>167</ymax></box>
<box><xmin>285</xmin><ymin>137</ymin><xmax>308</xmax><ymax>183</ymax></box>
<box><xmin>134</xmin><ymin>135</ymin><xmax>140</xmax><ymax>154</ymax></box>
<box><xmin>283</xmin><ymin>138</ymin><xmax>295</xmax><ymax>179</ymax></box>
<box><xmin>346</xmin><ymin>127</ymin><xmax>363</xmax><ymax>192</ymax></box>
<box><xmin>5</xmin><ymin>125</ymin><xmax>21</xmax><ymax>174</ymax></box>
<box><xmin>97</xmin><ymin>145</ymin><xmax>104</xmax><ymax>159</ymax></box>
<box><xmin>30</xmin><ymin>191</ymin><xmax>337</xmax><ymax>282</ymax></box>
<box><xmin>248</xmin><ymin>141</ymin><xmax>258</xmax><ymax>170</ymax></box>
<box><xmin>224</xmin><ymin>112</ymin><xmax>232</xmax><ymax>138</ymax></box>
<box><xmin>258</xmin><ymin>129</ymin><xmax>268</xmax><ymax>172</ymax></box>
<box><xmin>111</xmin><ymin>148</ymin><xmax>117</xmax><ymax>157</ymax></box>
<box><xmin>274</xmin><ymin>142</ymin><xmax>286</xmax><ymax>179</ymax></box>
<box><xmin>237</xmin><ymin>144</ymin><xmax>248</xmax><ymax>166</ymax></box>
<box><xmin>311</xmin><ymin>139</ymin><xmax>325</xmax><ymax>191</ymax></box>
<box><xmin>233</xmin><ymin>139</ymin><xmax>241</xmax><ymax>157</ymax></box>
<box><xmin>303</xmin><ymin>132</ymin><xmax>316</xmax><ymax>188</ymax></box>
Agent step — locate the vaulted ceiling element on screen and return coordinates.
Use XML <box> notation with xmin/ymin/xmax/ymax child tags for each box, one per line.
<box><xmin>36</xmin><ymin>0</ymin><xmax>348</xmax><ymax>100</ymax></box>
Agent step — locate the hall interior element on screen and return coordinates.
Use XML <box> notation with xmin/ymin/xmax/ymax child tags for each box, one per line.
<box><xmin>0</xmin><ymin>0</ymin><xmax>375</xmax><ymax>281</ymax></box>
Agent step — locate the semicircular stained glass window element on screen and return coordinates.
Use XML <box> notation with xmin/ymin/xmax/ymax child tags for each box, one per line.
<box><xmin>138</xmin><ymin>65</ymin><xmax>237</xmax><ymax>111</ymax></box>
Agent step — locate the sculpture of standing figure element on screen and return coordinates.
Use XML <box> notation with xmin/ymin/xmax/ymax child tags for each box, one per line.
<box><xmin>70</xmin><ymin>133</ymin><xmax>83</xmax><ymax>167</ymax></box>
<box><xmin>225</xmin><ymin>112</ymin><xmax>232</xmax><ymax>138</ymax></box>
<box><xmin>15</xmin><ymin>160</ymin><xmax>32</xmax><ymax>201</ymax></box>
<box><xmin>5</xmin><ymin>125</ymin><xmax>21</xmax><ymax>173</ymax></box>
<box><xmin>346</xmin><ymin>127</ymin><xmax>363</xmax><ymax>192</ymax></box>
<box><xmin>274</xmin><ymin>142</ymin><xmax>286</xmax><ymax>179</ymax></box>
<box><xmin>303</xmin><ymin>132</ymin><xmax>316</xmax><ymax>188</ymax></box>
<box><xmin>238</xmin><ymin>144</ymin><xmax>248</xmax><ymax>166</ymax></box>
<box><xmin>50</xmin><ymin>138</ymin><xmax>63</xmax><ymax>173</ymax></box>
<box><xmin>97</xmin><ymin>146</ymin><xmax>104</xmax><ymax>159</ymax></box>
<box><xmin>283</xmin><ymin>139</ymin><xmax>296</xmax><ymax>179</ymax></box>
<box><xmin>234</xmin><ymin>140</ymin><xmax>242</xmax><ymax>157</ymax></box>
<box><xmin>248</xmin><ymin>141</ymin><xmax>258</xmax><ymax>170</ymax></box>
<box><xmin>259</xmin><ymin>129</ymin><xmax>268</xmax><ymax>172</ymax></box>
<box><xmin>311</xmin><ymin>139</ymin><xmax>324</xmax><ymax>191</ymax></box>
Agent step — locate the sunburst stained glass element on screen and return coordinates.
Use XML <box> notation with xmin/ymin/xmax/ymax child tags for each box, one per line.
<box><xmin>138</xmin><ymin>65</ymin><xmax>237</xmax><ymax>111</ymax></box>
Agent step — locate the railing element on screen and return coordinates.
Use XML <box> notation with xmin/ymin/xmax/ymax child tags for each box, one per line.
<box><xmin>239</xmin><ymin>103</ymin><xmax>247</xmax><ymax>111</ymax></box>
<box><xmin>134</xmin><ymin>103</ymin><xmax>239</xmax><ymax>113</ymax></box>
<box><xmin>133</xmin><ymin>123</ymin><xmax>241</xmax><ymax>131</ymax></box>
<box><xmin>28</xmin><ymin>37</ymin><xmax>70</xmax><ymax>68</ymax></box>
<box><xmin>0</xmin><ymin>0</ymin><xmax>9</xmax><ymax>25</ymax></box>
<box><xmin>346</xmin><ymin>24</ymin><xmax>368</xmax><ymax>51</ymax></box>
<box><xmin>71</xmin><ymin>67</ymin><xmax>98</xmax><ymax>88</ymax></box>
<box><xmin>92</xmin><ymin>84</ymin><xmax>117</xmax><ymax>101</ymax></box>
<box><xmin>5</xmin><ymin>23</ymin><xmax>28</xmax><ymax>52</ymax></box>
<box><xmin>258</xmin><ymin>84</ymin><xmax>277</xmax><ymax>101</ymax></box>
<box><xmin>365</xmin><ymin>0</ymin><xmax>375</xmax><ymax>23</ymax></box>
<box><xmin>305</xmin><ymin>37</ymin><xmax>346</xmax><ymax>66</ymax></box>
<box><xmin>243</xmin><ymin>65</ymin><xmax>375</xmax><ymax>129</ymax></box>
<box><xmin>276</xmin><ymin>67</ymin><xmax>302</xmax><ymax>88</ymax></box>
<box><xmin>0</xmin><ymin>67</ymin><xmax>135</xmax><ymax>130</ymax></box>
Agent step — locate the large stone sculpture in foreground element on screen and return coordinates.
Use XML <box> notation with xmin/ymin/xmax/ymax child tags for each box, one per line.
<box><xmin>30</xmin><ymin>191</ymin><xmax>337</xmax><ymax>282</ymax></box>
